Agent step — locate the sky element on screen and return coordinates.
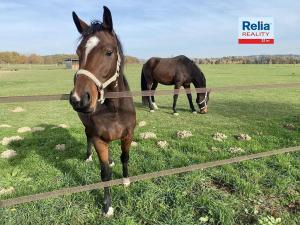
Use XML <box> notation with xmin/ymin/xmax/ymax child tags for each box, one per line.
<box><xmin>0</xmin><ymin>0</ymin><xmax>299</xmax><ymax>58</ymax></box>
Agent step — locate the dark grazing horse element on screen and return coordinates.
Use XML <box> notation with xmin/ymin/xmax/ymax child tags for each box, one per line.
<box><xmin>69</xmin><ymin>6</ymin><xmax>136</xmax><ymax>217</ymax></box>
<box><xmin>141</xmin><ymin>55</ymin><xmax>209</xmax><ymax>115</ymax></box>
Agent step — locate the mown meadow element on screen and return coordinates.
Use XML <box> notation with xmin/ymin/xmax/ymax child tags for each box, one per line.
<box><xmin>0</xmin><ymin>64</ymin><xmax>299</xmax><ymax>225</ymax></box>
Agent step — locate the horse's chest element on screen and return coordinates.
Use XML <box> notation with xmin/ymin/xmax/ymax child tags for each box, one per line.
<box><xmin>87</xmin><ymin>115</ymin><xmax>126</xmax><ymax>141</ymax></box>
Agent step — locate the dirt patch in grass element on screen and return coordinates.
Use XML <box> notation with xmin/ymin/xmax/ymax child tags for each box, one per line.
<box><xmin>0</xmin><ymin>187</ymin><xmax>15</xmax><ymax>196</ymax></box>
<box><xmin>138</xmin><ymin>121</ymin><xmax>147</xmax><ymax>127</ymax></box>
<box><xmin>177</xmin><ymin>130</ymin><xmax>193</xmax><ymax>138</ymax></box>
<box><xmin>1</xmin><ymin>136</ymin><xmax>23</xmax><ymax>145</ymax></box>
<box><xmin>32</xmin><ymin>127</ymin><xmax>45</xmax><ymax>132</ymax></box>
<box><xmin>210</xmin><ymin>178</ymin><xmax>237</xmax><ymax>194</ymax></box>
<box><xmin>17</xmin><ymin>127</ymin><xmax>31</xmax><ymax>133</ymax></box>
<box><xmin>51</xmin><ymin>124</ymin><xmax>69</xmax><ymax>129</ymax></box>
<box><xmin>11</xmin><ymin>107</ymin><xmax>25</xmax><ymax>113</ymax></box>
<box><xmin>157</xmin><ymin>141</ymin><xmax>169</xmax><ymax>149</ymax></box>
<box><xmin>131</xmin><ymin>141</ymin><xmax>138</xmax><ymax>147</ymax></box>
<box><xmin>235</xmin><ymin>133</ymin><xmax>251</xmax><ymax>141</ymax></box>
<box><xmin>283</xmin><ymin>123</ymin><xmax>296</xmax><ymax>131</ymax></box>
<box><xmin>286</xmin><ymin>199</ymin><xmax>300</xmax><ymax>214</ymax></box>
<box><xmin>55</xmin><ymin>144</ymin><xmax>65</xmax><ymax>151</ymax></box>
<box><xmin>140</xmin><ymin>132</ymin><xmax>157</xmax><ymax>140</ymax></box>
<box><xmin>252</xmin><ymin>195</ymin><xmax>283</xmax><ymax>217</ymax></box>
<box><xmin>212</xmin><ymin>132</ymin><xmax>227</xmax><ymax>142</ymax></box>
<box><xmin>210</xmin><ymin>147</ymin><xmax>220</xmax><ymax>151</ymax></box>
<box><xmin>0</xmin><ymin>149</ymin><xmax>17</xmax><ymax>159</ymax></box>
<box><xmin>0</xmin><ymin>124</ymin><xmax>11</xmax><ymax>128</ymax></box>
<box><xmin>228</xmin><ymin>147</ymin><xmax>245</xmax><ymax>153</ymax></box>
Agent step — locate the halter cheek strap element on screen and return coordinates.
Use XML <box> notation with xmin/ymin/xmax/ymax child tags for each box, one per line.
<box><xmin>198</xmin><ymin>91</ymin><xmax>208</xmax><ymax>110</ymax></box>
<box><xmin>74</xmin><ymin>50</ymin><xmax>121</xmax><ymax>104</ymax></box>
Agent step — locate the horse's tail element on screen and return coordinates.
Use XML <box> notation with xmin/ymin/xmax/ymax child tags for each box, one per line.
<box><xmin>141</xmin><ymin>67</ymin><xmax>148</xmax><ymax>105</ymax></box>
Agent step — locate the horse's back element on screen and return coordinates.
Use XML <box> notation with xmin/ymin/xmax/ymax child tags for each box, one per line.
<box><xmin>143</xmin><ymin>55</ymin><xmax>199</xmax><ymax>85</ymax></box>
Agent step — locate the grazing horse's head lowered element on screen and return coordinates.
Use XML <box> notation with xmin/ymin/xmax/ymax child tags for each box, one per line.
<box><xmin>141</xmin><ymin>55</ymin><xmax>210</xmax><ymax>115</ymax></box>
<box><xmin>70</xmin><ymin>6</ymin><xmax>123</xmax><ymax>113</ymax></box>
<box><xmin>196</xmin><ymin>90</ymin><xmax>210</xmax><ymax>114</ymax></box>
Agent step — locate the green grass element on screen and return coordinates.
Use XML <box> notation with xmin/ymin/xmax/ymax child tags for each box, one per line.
<box><xmin>0</xmin><ymin>64</ymin><xmax>299</xmax><ymax>225</ymax></box>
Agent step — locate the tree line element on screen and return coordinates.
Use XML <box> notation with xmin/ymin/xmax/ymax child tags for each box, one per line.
<box><xmin>1</xmin><ymin>52</ymin><xmax>300</xmax><ymax>65</ymax></box>
<box><xmin>0</xmin><ymin>52</ymin><xmax>140</xmax><ymax>64</ymax></box>
<box><xmin>194</xmin><ymin>55</ymin><xmax>300</xmax><ymax>64</ymax></box>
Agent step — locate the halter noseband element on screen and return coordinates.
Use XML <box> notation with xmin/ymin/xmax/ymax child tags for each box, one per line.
<box><xmin>74</xmin><ymin>50</ymin><xmax>121</xmax><ymax>104</ymax></box>
<box><xmin>198</xmin><ymin>91</ymin><xmax>208</xmax><ymax>110</ymax></box>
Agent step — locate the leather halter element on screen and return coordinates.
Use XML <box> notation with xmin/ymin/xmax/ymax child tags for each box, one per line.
<box><xmin>198</xmin><ymin>91</ymin><xmax>208</xmax><ymax>110</ymax></box>
<box><xmin>74</xmin><ymin>50</ymin><xmax>121</xmax><ymax>104</ymax></box>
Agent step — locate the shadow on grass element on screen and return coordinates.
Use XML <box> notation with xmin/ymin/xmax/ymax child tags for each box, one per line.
<box><xmin>134</xmin><ymin>101</ymin><xmax>196</xmax><ymax>114</ymax></box>
<box><xmin>7</xmin><ymin>124</ymin><xmax>89</xmax><ymax>185</ymax></box>
<box><xmin>4</xmin><ymin>124</ymin><xmax>127</xmax><ymax>209</ymax></box>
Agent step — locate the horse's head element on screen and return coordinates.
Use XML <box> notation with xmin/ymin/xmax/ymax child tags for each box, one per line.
<box><xmin>70</xmin><ymin>6</ymin><xmax>122</xmax><ymax>113</ymax></box>
<box><xmin>196</xmin><ymin>90</ymin><xmax>210</xmax><ymax>114</ymax></box>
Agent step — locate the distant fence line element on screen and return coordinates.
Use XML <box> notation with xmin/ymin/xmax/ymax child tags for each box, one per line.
<box><xmin>1</xmin><ymin>146</ymin><xmax>299</xmax><ymax>208</ymax></box>
<box><xmin>0</xmin><ymin>82</ymin><xmax>300</xmax><ymax>104</ymax></box>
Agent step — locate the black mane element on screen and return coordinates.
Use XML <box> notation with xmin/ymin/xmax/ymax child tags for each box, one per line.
<box><xmin>81</xmin><ymin>20</ymin><xmax>104</xmax><ymax>37</ymax></box>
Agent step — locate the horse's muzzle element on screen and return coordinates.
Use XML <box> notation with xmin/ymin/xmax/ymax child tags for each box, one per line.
<box><xmin>69</xmin><ymin>91</ymin><xmax>92</xmax><ymax>113</ymax></box>
<box><xmin>200</xmin><ymin>106</ymin><xmax>208</xmax><ymax>114</ymax></box>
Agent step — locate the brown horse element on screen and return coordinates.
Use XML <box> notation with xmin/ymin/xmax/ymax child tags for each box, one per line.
<box><xmin>141</xmin><ymin>55</ymin><xmax>209</xmax><ymax>115</ymax></box>
<box><xmin>69</xmin><ymin>6</ymin><xmax>136</xmax><ymax>217</ymax></box>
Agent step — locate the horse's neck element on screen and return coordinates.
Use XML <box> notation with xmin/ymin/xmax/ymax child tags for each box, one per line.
<box><xmin>192</xmin><ymin>74</ymin><xmax>206</xmax><ymax>101</ymax></box>
<box><xmin>106</xmin><ymin>73</ymin><xmax>128</xmax><ymax>92</ymax></box>
<box><xmin>193</xmin><ymin>78</ymin><xmax>205</xmax><ymax>88</ymax></box>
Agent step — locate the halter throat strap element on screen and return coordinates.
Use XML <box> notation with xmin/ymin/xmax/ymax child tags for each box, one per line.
<box><xmin>74</xmin><ymin>50</ymin><xmax>121</xmax><ymax>104</ymax></box>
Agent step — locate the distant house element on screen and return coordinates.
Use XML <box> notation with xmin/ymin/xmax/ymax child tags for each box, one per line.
<box><xmin>64</xmin><ymin>59</ymin><xmax>79</xmax><ymax>70</ymax></box>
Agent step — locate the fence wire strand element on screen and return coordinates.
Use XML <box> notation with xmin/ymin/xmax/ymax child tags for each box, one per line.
<box><xmin>0</xmin><ymin>82</ymin><xmax>299</xmax><ymax>103</ymax></box>
<box><xmin>1</xmin><ymin>146</ymin><xmax>299</xmax><ymax>208</ymax></box>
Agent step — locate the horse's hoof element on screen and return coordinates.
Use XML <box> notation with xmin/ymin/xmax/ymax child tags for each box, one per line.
<box><xmin>150</xmin><ymin>110</ymin><xmax>155</xmax><ymax>113</ymax></box>
<box><xmin>103</xmin><ymin>207</ymin><xmax>114</xmax><ymax>217</ymax></box>
<box><xmin>123</xmin><ymin>178</ymin><xmax>131</xmax><ymax>187</ymax></box>
<box><xmin>153</xmin><ymin>103</ymin><xmax>159</xmax><ymax>110</ymax></box>
<box><xmin>173</xmin><ymin>112</ymin><xmax>179</xmax><ymax>116</ymax></box>
<box><xmin>85</xmin><ymin>155</ymin><xmax>93</xmax><ymax>162</ymax></box>
<box><xmin>192</xmin><ymin>111</ymin><xmax>197</xmax><ymax>114</ymax></box>
<box><xmin>109</xmin><ymin>161</ymin><xmax>115</xmax><ymax>168</ymax></box>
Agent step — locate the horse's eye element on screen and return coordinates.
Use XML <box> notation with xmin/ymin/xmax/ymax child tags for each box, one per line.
<box><xmin>105</xmin><ymin>50</ymin><xmax>113</xmax><ymax>56</ymax></box>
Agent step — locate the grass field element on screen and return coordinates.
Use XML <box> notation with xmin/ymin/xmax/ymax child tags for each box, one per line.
<box><xmin>0</xmin><ymin>64</ymin><xmax>299</xmax><ymax>225</ymax></box>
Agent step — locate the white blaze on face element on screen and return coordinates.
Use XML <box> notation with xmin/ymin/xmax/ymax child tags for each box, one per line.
<box><xmin>84</xmin><ymin>36</ymin><xmax>100</xmax><ymax>65</ymax></box>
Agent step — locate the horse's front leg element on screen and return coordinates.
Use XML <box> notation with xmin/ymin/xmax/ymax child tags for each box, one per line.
<box><xmin>85</xmin><ymin>129</ymin><xmax>93</xmax><ymax>162</ymax></box>
<box><xmin>184</xmin><ymin>85</ymin><xmax>197</xmax><ymax>114</ymax></box>
<box><xmin>147</xmin><ymin>83</ymin><xmax>155</xmax><ymax>112</ymax></box>
<box><xmin>85</xmin><ymin>137</ymin><xmax>93</xmax><ymax>162</ymax></box>
<box><xmin>121</xmin><ymin>135</ymin><xmax>132</xmax><ymax>187</ymax></box>
<box><xmin>172</xmin><ymin>83</ymin><xmax>181</xmax><ymax>115</ymax></box>
<box><xmin>93</xmin><ymin>138</ymin><xmax>113</xmax><ymax>217</ymax></box>
<box><xmin>151</xmin><ymin>81</ymin><xmax>159</xmax><ymax>110</ymax></box>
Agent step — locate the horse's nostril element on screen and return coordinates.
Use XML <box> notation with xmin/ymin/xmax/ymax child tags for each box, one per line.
<box><xmin>70</xmin><ymin>95</ymin><xmax>80</xmax><ymax>106</ymax></box>
<box><xmin>86</xmin><ymin>92</ymin><xmax>91</xmax><ymax>102</ymax></box>
<box><xmin>81</xmin><ymin>92</ymin><xmax>91</xmax><ymax>107</ymax></box>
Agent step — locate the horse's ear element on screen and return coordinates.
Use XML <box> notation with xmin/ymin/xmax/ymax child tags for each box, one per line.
<box><xmin>72</xmin><ymin>11</ymin><xmax>89</xmax><ymax>34</ymax></box>
<box><xmin>102</xmin><ymin>6</ymin><xmax>113</xmax><ymax>31</ymax></box>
